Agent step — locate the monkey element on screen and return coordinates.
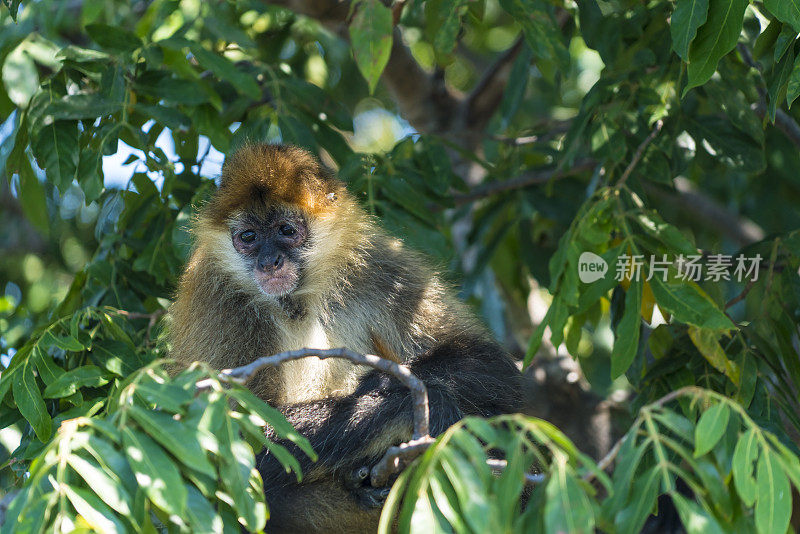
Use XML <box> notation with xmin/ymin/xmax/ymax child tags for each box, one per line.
<box><xmin>168</xmin><ymin>143</ymin><xmax>522</xmax><ymax>533</ymax></box>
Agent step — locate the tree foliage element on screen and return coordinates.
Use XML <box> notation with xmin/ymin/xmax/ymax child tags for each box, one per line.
<box><xmin>0</xmin><ymin>0</ymin><xmax>799</xmax><ymax>533</ymax></box>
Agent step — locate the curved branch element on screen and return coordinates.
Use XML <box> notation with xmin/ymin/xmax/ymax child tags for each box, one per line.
<box><xmin>465</xmin><ymin>38</ymin><xmax>524</xmax><ymax>132</ymax></box>
<box><xmin>219</xmin><ymin>347</ymin><xmax>431</xmax><ymax>440</ymax></box>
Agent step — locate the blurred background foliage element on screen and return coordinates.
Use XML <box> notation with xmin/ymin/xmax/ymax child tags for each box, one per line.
<box><xmin>0</xmin><ymin>0</ymin><xmax>799</xmax><ymax>532</ymax></box>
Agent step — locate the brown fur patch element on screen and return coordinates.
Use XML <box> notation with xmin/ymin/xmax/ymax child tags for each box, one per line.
<box><xmin>370</xmin><ymin>331</ymin><xmax>402</xmax><ymax>363</ymax></box>
<box><xmin>204</xmin><ymin>144</ymin><xmax>343</xmax><ymax>224</ymax></box>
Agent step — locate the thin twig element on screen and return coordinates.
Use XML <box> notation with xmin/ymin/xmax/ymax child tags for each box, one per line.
<box><xmin>466</xmin><ymin>38</ymin><xmax>525</xmax><ymax>130</ymax></box>
<box><xmin>738</xmin><ymin>43</ymin><xmax>800</xmax><ymax>150</ymax></box>
<box><xmin>616</xmin><ymin>120</ymin><xmax>664</xmax><ymax>187</ymax></box>
<box><xmin>219</xmin><ymin>347</ymin><xmax>431</xmax><ymax>440</ymax></box>
<box><xmin>449</xmin><ymin>159</ymin><xmax>596</xmax><ymax>207</ymax></box>
<box><xmin>725</xmin><ymin>278</ymin><xmax>758</xmax><ymax>309</ymax></box>
<box><xmin>582</xmin><ymin>387</ymin><xmax>696</xmax><ymax>483</ymax></box>
<box><xmin>116</xmin><ymin>309</ymin><xmax>166</xmax><ymax>340</ymax></box>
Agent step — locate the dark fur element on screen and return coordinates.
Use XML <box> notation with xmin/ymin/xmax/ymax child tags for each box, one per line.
<box><xmin>169</xmin><ymin>144</ymin><xmax>522</xmax><ymax>533</ymax></box>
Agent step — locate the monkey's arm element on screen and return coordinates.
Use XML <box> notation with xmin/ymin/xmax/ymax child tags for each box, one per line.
<box><xmin>256</xmin><ymin>337</ymin><xmax>521</xmax><ymax>521</ymax></box>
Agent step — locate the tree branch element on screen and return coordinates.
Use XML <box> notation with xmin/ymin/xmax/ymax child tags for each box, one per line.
<box><xmin>465</xmin><ymin>38</ymin><xmax>524</xmax><ymax>132</ymax></box>
<box><xmin>450</xmin><ymin>159</ymin><xmax>596</xmax><ymax>207</ymax></box>
<box><xmin>738</xmin><ymin>43</ymin><xmax>800</xmax><ymax>150</ymax></box>
<box><xmin>115</xmin><ymin>309</ymin><xmax>166</xmax><ymax>341</ymax></box>
<box><xmin>616</xmin><ymin>119</ymin><xmax>663</xmax><ymax>187</ymax></box>
<box><xmin>752</xmin><ymin>102</ymin><xmax>800</xmax><ymax>150</ymax></box>
<box><xmin>642</xmin><ymin>177</ymin><xmax>765</xmax><ymax>246</ymax></box>
<box><xmin>217</xmin><ymin>347</ymin><xmax>431</xmax><ymax>440</ymax></box>
<box><xmin>266</xmin><ymin>0</ymin><xmax>458</xmax><ymax>134</ymax></box>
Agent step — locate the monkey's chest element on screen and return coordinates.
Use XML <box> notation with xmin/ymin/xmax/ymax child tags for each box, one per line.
<box><xmin>276</xmin><ymin>319</ymin><xmax>367</xmax><ymax>404</ymax></box>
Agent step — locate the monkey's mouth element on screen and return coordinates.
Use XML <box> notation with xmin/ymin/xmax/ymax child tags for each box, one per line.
<box><xmin>254</xmin><ymin>270</ymin><xmax>299</xmax><ymax>296</ymax></box>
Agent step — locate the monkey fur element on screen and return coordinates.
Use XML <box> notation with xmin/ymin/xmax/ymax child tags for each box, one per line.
<box><xmin>169</xmin><ymin>144</ymin><xmax>521</xmax><ymax>533</ymax></box>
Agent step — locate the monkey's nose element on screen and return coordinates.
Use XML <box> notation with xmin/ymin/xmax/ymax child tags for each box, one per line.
<box><xmin>258</xmin><ymin>251</ymin><xmax>284</xmax><ymax>272</ymax></box>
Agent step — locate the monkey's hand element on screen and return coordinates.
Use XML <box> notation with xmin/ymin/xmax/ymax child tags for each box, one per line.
<box><xmin>344</xmin><ymin>466</ymin><xmax>392</xmax><ymax>509</ymax></box>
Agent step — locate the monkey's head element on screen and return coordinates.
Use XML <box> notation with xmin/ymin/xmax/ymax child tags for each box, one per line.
<box><xmin>196</xmin><ymin>144</ymin><xmax>350</xmax><ymax>299</ymax></box>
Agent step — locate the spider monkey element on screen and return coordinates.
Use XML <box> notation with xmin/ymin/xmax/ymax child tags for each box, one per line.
<box><xmin>169</xmin><ymin>143</ymin><xmax>521</xmax><ymax>533</ymax></box>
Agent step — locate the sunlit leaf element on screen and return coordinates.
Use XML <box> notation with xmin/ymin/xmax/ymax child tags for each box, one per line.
<box><xmin>122</xmin><ymin>426</ymin><xmax>187</xmax><ymax>516</ymax></box>
<box><xmin>684</xmin><ymin>0</ymin><xmax>748</xmax><ymax>95</ymax></box>
<box><xmin>694</xmin><ymin>403</ymin><xmax>730</xmax><ymax>457</ymax></box>
<box><xmin>755</xmin><ymin>451</ymin><xmax>792</xmax><ymax>534</ymax></box>
<box><xmin>349</xmin><ymin>0</ymin><xmax>393</xmax><ymax>93</ymax></box>
<box><xmin>671</xmin><ymin>0</ymin><xmax>709</xmax><ymax>61</ymax></box>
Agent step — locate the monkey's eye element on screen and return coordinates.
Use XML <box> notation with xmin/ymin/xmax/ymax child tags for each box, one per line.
<box><xmin>240</xmin><ymin>230</ymin><xmax>257</xmax><ymax>243</ymax></box>
<box><xmin>279</xmin><ymin>225</ymin><xmax>296</xmax><ymax>237</ymax></box>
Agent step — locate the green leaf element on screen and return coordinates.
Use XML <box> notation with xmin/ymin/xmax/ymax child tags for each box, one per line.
<box><xmin>764</xmin><ymin>0</ymin><xmax>800</xmax><ymax>33</ymax></box>
<box><xmin>732</xmin><ymin>428</ymin><xmax>759</xmax><ymax>506</ymax></box>
<box><xmin>499</xmin><ymin>0</ymin><xmax>570</xmax><ymax>70</ymax></box>
<box><xmin>90</xmin><ymin>340</ymin><xmax>146</xmax><ymax>377</ymax></box>
<box><xmin>767</xmin><ymin>43</ymin><xmax>796</xmax><ymax>122</ymax></box>
<box><xmin>13</xmin><ymin>357</ymin><xmax>51</xmax><ymax>442</ymax></box>
<box><xmin>755</xmin><ymin>451</ymin><xmax>792</xmax><ymax>534</ymax></box>
<box><xmin>671</xmin><ymin>492</ymin><xmax>725</xmax><ymax>534</ymax></box>
<box><xmin>694</xmin><ymin>403</ymin><xmax>730</xmax><ymax>457</ymax></box>
<box><xmin>685</xmin><ymin>115</ymin><xmax>765</xmax><ymax>173</ymax></box>
<box><xmin>614</xmin><ymin>466</ymin><xmax>660</xmax><ymax>534</ymax></box>
<box><xmin>61</xmin><ymin>483</ymin><xmax>126</xmax><ymax>534</ymax></box>
<box><xmin>634</xmin><ymin>212</ymin><xmax>697</xmax><ymax>256</ymax></box>
<box><xmin>41</xmin><ymin>330</ymin><xmax>84</xmax><ymax>351</ymax></box>
<box><xmin>227</xmin><ymin>386</ymin><xmax>315</xmax><ymax>460</ymax></box>
<box><xmin>278</xmin><ymin>114</ymin><xmax>317</xmax><ymax>152</ymax></box>
<box><xmin>86</xmin><ymin>23</ymin><xmax>143</xmax><ymax>53</ymax></box>
<box><xmin>185</xmin><ymin>485</ymin><xmax>223</xmax><ymax>534</ymax></box>
<box><xmin>131</xmin><ymin>374</ymin><xmax>193</xmax><ymax>412</ymax></box>
<box><xmin>611</xmin><ymin>277</ymin><xmax>642</xmax><ymax>379</ymax></box>
<box><xmin>32</xmin><ymin>346</ymin><xmax>64</xmax><ymax>386</ymax></box>
<box><xmin>189</xmin><ymin>45</ymin><xmax>260</xmax><ymax>100</ymax></box>
<box><xmin>437</xmin><ymin>447</ymin><xmax>490</xmax><ymax>533</ymax></box>
<box><xmin>684</xmin><ymin>0</ymin><xmax>748</xmax><ymax>95</ymax></box>
<box><xmin>3</xmin><ymin>0</ymin><xmax>21</xmax><ymax>21</ymax></box>
<box><xmin>135</xmin><ymin>75</ymin><xmax>210</xmax><ymax>106</ymax></box>
<box><xmin>31</xmin><ymin>120</ymin><xmax>79</xmax><ymax>193</ymax></box>
<box><xmin>786</xmin><ymin>52</ymin><xmax>800</xmax><ymax>107</ymax></box>
<box><xmin>135</xmin><ymin>104</ymin><xmax>191</xmax><ymax>131</ymax></box>
<box><xmin>219</xmin><ymin>422</ymin><xmax>266</xmax><ymax>531</ymax></box>
<box><xmin>2</xmin><ymin>494</ymin><xmax>47</xmax><ymax>534</ymax></box>
<box><xmin>524</xmin><ymin>296</ymin><xmax>562</xmax><ymax>366</ymax></box>
<box><xmin>687</xmin><ymin>326</ymin><xmax>740</xmax><ymax>384</ymax></box>
<box><xmin>671</xmin><ymin>0</ymin><xmax>709</xmax><ymax>61</ymax></box>
<box><xmin>127</xmin><ymin>405</ymin><xmax>216</xmax><ymax>479</ymax></box>
<box><xmin>649</xmin><ymin>276</ymin><xmax>734</xmax><ymax>330</ymax></box>
<box><xmin>349</xmin><ymin>0</ymin><xmax>393</xmax><ymax>93</ymax></box>
<box><xmin>43</xmin><ymin>366</ymin><xmax>110</xmax><ymax>398</ymax></box>
<box><xmin>499</xmin><ymin>45</ymin><xmax>534</xmax><ymax>127</ymax></box>
<box><xmin>3</xmin><ymin>44</ymin><xmax>39</xmax><ymax>107</ymax></box>
<box><xmin>45</xmin><ymin>94</ymin><xmax>120</xmax><ymax>120</ymax></box>
<box><xmin>16</xmin><ymin>156</ymin><xmax>49</xmax><ymax>234</ymax></box>
<box><xmin>426</xmin><ymin>0</ymin><xmax>469</xmax><ymax>58</ymax></box>
<box><xmin>544</xmin><ymin>458</ymin><xmax>595</xmax><ymax>534</ymax></box>
<box><xmin>230</xmin><ymin>411</ymin><xmax>302</xmax><ymax>481</ymax></box>
<box><xmin>122</xmin><ymin>426</ymin><xmax>187</xmax><ymax>516</ymax></box>
<box><xmin>68</xmin><ymin>453</ymin><xmax>133</xmax><ymax>516</ymax></box>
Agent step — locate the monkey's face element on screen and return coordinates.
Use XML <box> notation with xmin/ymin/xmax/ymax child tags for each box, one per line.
<box><xmin>229</xmin><ymin>209</ymin><xmax>308</xmax><ymax>297</ymax></box>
